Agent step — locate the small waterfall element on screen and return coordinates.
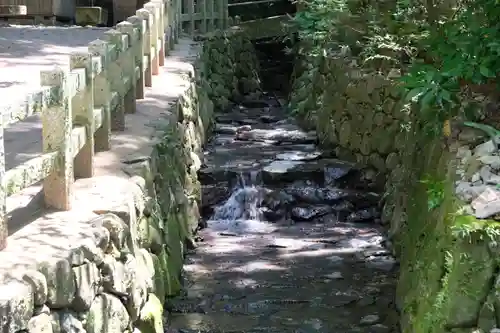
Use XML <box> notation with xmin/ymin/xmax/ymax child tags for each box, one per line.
<box><xmin>208</xmin><ymin>172</ymin><xmax>275</xmax><ymax>234</ymax></box>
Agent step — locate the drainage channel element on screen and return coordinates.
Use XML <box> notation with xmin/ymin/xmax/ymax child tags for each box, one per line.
<box><xmin>164</xmin><ymin>86</ymin><xmax>400</xmax><ymax>332</ymax></box>
<box><xmin>164</xmin><ymin>37</ymin><xmax>399</xmax><ymax>333</ymax></box>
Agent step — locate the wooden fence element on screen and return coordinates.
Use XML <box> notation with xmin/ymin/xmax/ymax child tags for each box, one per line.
<box><xmin>180</xmin><ymin>0</ymin><xmax>229</xmax><ymax>34</ymax></box>
<box><xmin>0</xmin><ymin>0</ymin><xmax>178</xmax><ymax>250</ymax></box>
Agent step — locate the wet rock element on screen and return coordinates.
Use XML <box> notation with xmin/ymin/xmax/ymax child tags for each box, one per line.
<box><xmin>198</xmin><ymin>167</ymin><xmax>238</xmax><ymax>185</ymax></box>
<box><xmin>286</xmin><ymin>186</ymin><xmax>323</xmax><ymax>204</ymax></box>
<box><xmin>201</xmin><ymin>184</ymin><xmax>231</xmax><ymax>212</ymax></box>
<box><xmin>262</xmin><ymin>159</ymin><xmax>355</xmax><ymax>185</ymax></box>
<box><xmin>260</xmin><ymin>206</ymin><xmax>286</xmax><ymax>222</ymax></box>
<box><xmin>360</xmin><ymin>314</ymin><xmax>380</xmax><ymax>325</ymax></box>
<box><xmin>322</xmin><ymin>188</ymin><xmax>380</xmax><ymax>208</ymax></box>
<box><xmin>215</xmin><ymin>114</ymin><xmax>239</xmax><ymax>124</ymax></box>
<box><xmin>259</xmin><ymin>115</ymin><xmax>279</xmax><ymax>123</ymax></box>
<box><xmin>275</xmin><ymin>151</ymin><xmax>322</xmax><ymax>161</ymax></box>
<box><xmin>291</xmin><ymin>205</ymin><xmax>332</xmax><ymax>221</ymax></box>
<box><xmin>240</xmin><ymin>100</ymin><xmax>270</xmax><ymax>109</ymax></box>
<box><xmin>324</xmin><ymin>163</ymin><xmax>356</xmax><ymax>184</ymax></box>
<box><xmin>236</xmin><ymin>128</ymin><xmax>317</xmax><ymax>144</ymax></box>
<box><xmin>346</xmin><ymin>208</ymin><xmax>380</xmax><ymax>222</ymax></box>
<box><xmin>214</xmin><ymin>124</ymin><xmax>238</xmax><ymax>135</ymax></box>
<box><xmin>331</xmin><ymin>201</ymin><xmax>355</xmax><ymax>212</ymax></box>
<box><xmin>324</xmin><ymin>272</ymin><xmax>343</xmax><ymax>280</ymax></box>
<box><xmin>237</xmin><ymin>125</ymin><xmax>252</xmax><ymax>133</ymax></box>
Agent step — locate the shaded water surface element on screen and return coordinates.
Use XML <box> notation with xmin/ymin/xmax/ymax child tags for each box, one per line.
<box><xmin>166</xmin><ymin>95</ymin><xmax>398</xmax><ymax>333</ymax></box>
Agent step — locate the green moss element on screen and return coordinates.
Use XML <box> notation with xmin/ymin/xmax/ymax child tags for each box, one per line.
<box><xmin>151</xmin><ymin>253</ymin><xmax>166</xmax><ymax>302</ymax></box>
<box><xmin>135</xmin><ymin>293</ymin><xmax>164</xmax><ymax>333</ymax></box>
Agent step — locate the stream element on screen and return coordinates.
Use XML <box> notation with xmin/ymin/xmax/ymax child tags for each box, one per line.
<box><xmin>165</xmin><ymin>93</ymin><xmax>399</xmax><ymax>333</ymax></box>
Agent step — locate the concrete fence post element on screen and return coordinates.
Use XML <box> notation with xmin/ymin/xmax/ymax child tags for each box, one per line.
<box><xmin>144</xmin><ymin>2</ymin><xmax>160</xmax><ymax>75</ymax></box>
<box><xmin>151</xmin><ymin>0</ymin><xmax>166</xmax><ymax>61</ymax></box>
<box><xmin>40</xmin><ymin>68</ymin><xmax>74</xmax><ymax>210</ymax></box>
<box><xmin>104</xmin><ymin>29</ymin><xmax>126</xmax><ymax>131</ymax></box>
<box><xmin>70</xmin><ymin>52</ymin><xmax>95</xmax><ymax>179</ymax></box>
<box><xmin>137</xmin><ymin>8</ymin><xmax>153</xmax><ymax>87</ymax></box>
<box><xmin>117</xmin><ymin>21</ymin><xmax>138</xmax><ymax>114</ymax></box>
<box><xmin>89</xmin><ymin>39</ymin><xmax>112</xmax><ymax>152</ymax></box>
<box><xmin>127</xmin><ymin>15</ymin><xmax>146</xmax><ymax>99</ymax></box>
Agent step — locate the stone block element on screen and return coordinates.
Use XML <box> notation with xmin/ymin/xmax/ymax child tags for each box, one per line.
<box><xmin>75</xmin><ymin>7</ymin><xmax>108</xmax><ymax>26</ymax></box>
<box><xmin>71</xmin><ymin>262</ymin><xmax>100</xmax><ymax>312</ymax></box>
<box><xmin>59</xmin><ymin>311</ymin><xmax>85</xmax><ymax>333</ymax></box>
<box><xmin>28</xmin><ymin>313</ymin><xmax>53</xmax><ymax>333</ymax></box>
<box><xmin>38</xmin><ymin>258</ymin><xmax>76</xmax><ymax>309</ymax></box>
<box><xmin>86</xmin><ymin>293</ymin><xmax>130</xmax><ymax>333</ymax></box>
<box><xmin>0</xmin><ymin>281</ymin><xmax>34</xmax><ymax>333</ymax></box>
<box><xmin>101</xmin><ymin>255</ymin><xmax>133</xmax><ymax>295</ymax></box>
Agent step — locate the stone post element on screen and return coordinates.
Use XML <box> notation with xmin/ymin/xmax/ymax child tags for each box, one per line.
<box><xmin>127</xmin><ymin>15</ymin><xmax>146</xmax><ymax>99</ymax></box>
<box><xmin>0</xmin><ymin>118</ymin><xmax>6</xmax><ymax>251</ymax></box>
<box><xmin>207</xmin><ymin>0</ymin><xmax>214</xmax><ymax>31</ymax></box>
<box><xmin>152</xmin><ymin>0</ymin><xmax>167</xmax><ymax>60</ymax></box>
<box><xmin>144</xmin><ymin>2</ymin><xmax>160</xmax><ymax>75</ymax></box>
<box><xmin>117</xmin><ymin>21</ymin><xmax>138</xmax><ymax>114</ymax></box>
<box><xmin>40</xmin><ymin>68</ymin><xmax>74</xmax><ymax>210</ymax></box>
<box><xmin>89</xmin><ymin>39</ymin><xmax>112</xmax><ymax>152</ymax></box>
<box><xmin>137</xmin><ymin>8</ymin><xmax>153</xmax><ymax>87</ymax></box>
<box><xmin>70</xmin><ymin>52</ymin><xmax>95</xmax><ymax>179</ymax></box>
<box><xmin>104</xmin><ymin>29</ymin><xmax>126</xmax><ymax>131</ymax></box>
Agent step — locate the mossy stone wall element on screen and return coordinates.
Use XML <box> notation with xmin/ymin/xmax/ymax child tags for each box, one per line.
<box><xmin>198</xmin><ymin>28</ymin><xmax>261</xmax><ymax>111</ymax></box>
<box><xmin>289</xmin><ymin>43</ymin><xmax>500</xmax><ymax>333</ymax></box>
<box><xmin>289</xmin><ymin>53</ymin><xmax>407</xmax><ymax>174</ymax></box>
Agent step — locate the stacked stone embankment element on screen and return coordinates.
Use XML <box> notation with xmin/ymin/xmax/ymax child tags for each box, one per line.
<box><xmin>287</xmin><ymin>7</ymin><xmax>500</xmax><ymax>331</ymax></box>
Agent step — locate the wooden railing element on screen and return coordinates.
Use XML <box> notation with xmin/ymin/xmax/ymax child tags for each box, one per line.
<box><xmin>0</xmin><ymin>0</ymin><xmax>176</xmax><ymax>250</ymax></box>
<box><xmin>180</xmin><ymin>0</ymin><xmax>229</xmax><ymax>35</ymax></box>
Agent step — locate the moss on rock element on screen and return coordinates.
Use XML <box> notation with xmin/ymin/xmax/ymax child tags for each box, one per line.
<box><xmin>135</xmin><ymin>294</ymin><xmax>163</xmax><ymax>333</ymax></box>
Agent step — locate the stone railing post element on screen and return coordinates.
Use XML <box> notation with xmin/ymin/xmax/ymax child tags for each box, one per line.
<box><xmin>151</xmin><ymin>0</ymin><xmax>166</xmax><ymax>61</ymax></box>
<box><xmin>127</xmin><ymin>15</ymin><xmax>146</xmax><ymax>99</ymax></box>
<box><xmin>89</xmin><ymin>39</ymin><xmax>112</xmax><ymax>152</ymax></box>
<box><xmin>117</xmin><ymin>21</ymin><xmax>138</xmax><ymax>114</ymax></box>
<box><xmin>137</xmin><ymin>8</ymin><xmax>153</xmax><ymax>87</ymax></box>
<box><xmin>104</xmin><ymin>29</ymin><xmax>126</xmax><ymax>131</ymax></box>
<box><xmin>144</xmin><ymin>2</ymin><xmax>160</xmax><ymax>75</ymax></box>
<box><xmin>70</xmin><ymin>52</ymin><xmax>95</xmax><ymax>178</ymax></box>
<box><xmin>40</xmin><ymin>68</ymin><xmax>74</xmax><ymax>210</ymax></box>
<box><xmin>0</xmin><ymin>120</ymin><xmax>6</xmax><ymax>251</ymax></box>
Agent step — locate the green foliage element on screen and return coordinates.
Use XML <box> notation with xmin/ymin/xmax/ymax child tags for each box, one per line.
<box><xmin>401</xmin><ymin>0</ymin><xmax>500</xmax><ymax>135</ymax></box>
<box><xmin>420</xmin><ymin>174</ymin><xmax>446</xmax><ymax>211</ymax></box>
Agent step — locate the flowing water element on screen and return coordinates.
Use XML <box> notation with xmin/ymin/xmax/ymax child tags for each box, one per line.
<box><xmin>165</xmin><ymin>95</ymin><xmax>399</xmax><ymax>333</ymax></box>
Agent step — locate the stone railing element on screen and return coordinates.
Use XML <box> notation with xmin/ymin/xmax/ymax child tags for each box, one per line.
<box><xmin>0</xmin><ymin>0</ymin><xmax>176</xmax><ymax>251</ymax></box>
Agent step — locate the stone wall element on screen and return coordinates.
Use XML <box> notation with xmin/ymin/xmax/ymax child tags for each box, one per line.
<box><xmin>198</xmin><ymin>28</ymin><xmax>261</xmax><ymax>111</ymax></box>
<box><xmin>288</xmin><ymin>33</ymin><xmax>500</xmax><ymax>333</ymax></box>
<box><xmin>0</xmin><ymin>41</ymin><xmax>215</xmax><ymax>333</ymax></box>
<box><xmin>289</xmin><ymin>53</ymin><xmax>405</xmax><ymax>175</ymax></box>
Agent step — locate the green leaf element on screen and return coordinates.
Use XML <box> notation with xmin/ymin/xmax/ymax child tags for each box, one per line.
<box><xmin>479</xmin><ymin>65</ymin><xmax>496</xmax><ymax>78</ymax></box>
